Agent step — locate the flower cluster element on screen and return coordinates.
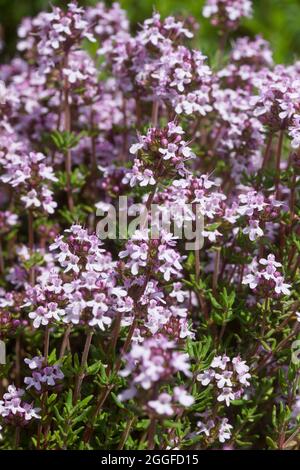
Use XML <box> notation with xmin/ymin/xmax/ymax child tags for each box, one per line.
<box><xmin>203</xmin><ymin>0</ymin><xmax>253</xmax><ymax>30</ymax></box>
<box><xmin>230</xmin><ymin>36</ymin><xmax>273</xmax><ymax>68</ymax></box>
<box><xmin>119</xmin><ymin>334</ymin><xmax>193</xmax><ymax>416</ymax></box>
<box><xmin>24</xmin><ymin>224</ymin><xmax>133</xmax><ymax>330</ymax></box>
<box><xmin>0</xmin><ymin>147</ymin><xmax>57</xmax><ymax>214</ymax></box>
<box><xmin>0</xmin><ymin>386</ymin><xmax>40</xmax><ymax>426</ymax></box>
<box><xmin>0</xmin><ymin>210</ymin><xmax>18</xmax><ymax>235</ymax></box>
<box><xmin>252</xmin><ymin>66</ymin><xmax>300</xmax><ymax>132</ymax></box>
<box><xmin>101</xmin><ymin>12</ymin><xmax>212</xmax><ymax>117</ymax></box>
<box><xmin>24</xmin><ymin>357</ymin><xmax>64</xmax><ymax>392</ymax></box>
<box><xmin>196</xmin><ymin>415</ymin><xmax>233</xmax><ymax>444</ymax></box>
<box><xmin>123</xmin><ymin>123</ymin><xmax>195</xmax><ymax>187</ymax></box>
<box><xmin>18</xmin><ymin>2</ymin><xmax>95</xmax><ymax>73</ymax></box>
<box><xmin>197</xmin><ymin>355</ymin><xmax>251</xmax><ymax>406</ymax></box>
<box><xmin>243</xmin><ymin>254</ymin><xmax>291</xmax><ymax>296</ymax></box>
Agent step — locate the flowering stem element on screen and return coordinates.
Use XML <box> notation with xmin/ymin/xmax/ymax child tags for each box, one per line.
<box><xmin>73</xmin><ymin>330</ymin><xmax>93</xmax><ymax>404</ymax></box>
<box><xmin>254</xmin><ymin>323</ymin><xmax>300</xmax><ymax>374</ymax></box>
<box><xmin>0</xmin><ymin>235</ymin><xmax>4</xmax><ymax>274</ymax></box>
<box><xmin>121</xmin><ymin>98</ymin><xmax>128</xmax><ymax>163</ymax></box>
<box><xmin>261</xmin><ymin>134</ymin><xmax>273</xmax><ymax>170</ymax></box>
<box><xmin>281</xmin><ymin>424</ymin><xmax>300</xmax><ymax>449</ymax></box>
<box><xmin>291</xmin><ymin>255</ymin><xmax>300</xmax><ymax>280</ymax></box>
<box><xmin>141</xmin><ymin>184</ymin><xmax>158</xmax><ymax>230</ymax></box>
<box><xmin>151</xmin><ymin>100</ymin><xmax>159</xmax><ymax>128</ymax></box>
<box><xmin>218</xmin><ymin>322</ymin><xmax>227</xmax><ymax>347</ymax></box>
<box><xmin>83</xmin><ymin>317</ymin><xmax>138</xmax><ymax>444</ymax></box>
<box><xmin>59</xmin><ymin>324</ymin><xmax>72</xmax><ymax>359</ymax></box>
<box><xmin>135</xmin><ymin>96</ymin><xmax>142</xmax><ymax>128</ymax></box>
<box><xmin>37</xmin><ymin>326</ymin><xmax>51</xmax><ymax>447</ymax></box>
<box><xmin>90</xmin><ymin>110</ymin><xmax>97</xmax><ymax>174</ymax></box>
<box><xmin>210</xmin><ymin>125</ymin><xmax>225</xmax><ymax>154</ymax></box>
<box><xmin>81</xmin><ymin>219</ymin><xmax>157</xmax><ymax>445</ymax></box>
<box><xmin>249</xmin><ymin>296</ymin><xmax>270</xmax><ymax>360</ymax></box>
<box><xmin>117</xmin><ymin>415</ymin><xmax>136</xmax><ymax>450</ymax></box>
<box><xmin>212</xmin><ymin>247</ymin><xmax>221</xmax><ymax>295</ymax></box>
<box><xmin>114</xmin><ymin>318</ymin><xmax>138</xmax><ymax>372</ymax></box>
<box><xmin>44</xmin><ymin>325</ymin><xmax>50</xmax><ymax>360</ymax></box>
<box><xmin>83</xmin><ymin>385</ymin><xmax>114</xmax><ymax>444</ymax></box>
<box><xmin>110</xmin><ymin>312</ymin><xmax>122</xmax><ymax>357</ymax></box>
<box><xmin>63</xmin><ymin>56</ymin><xmax>74</xmax><ymax>212</ymax></box>
<box><xmin>289</xmin><ymin>172</ymin><xmax>297</xmax><ymax>225</ymax></box>
<box><xmin>14</xmin><ymin>426</ymin><xmax>20</xmax><ymax>448</ymax></box>
<box><xmin>37</xmin><ymin>392</ymin><xmax>47</xmax><ymax>450</ymax></box>
<box><xmin>147</xmin><ymin>417</ymin><xmax>157</xmax><ymax>450</ymax></box>
<box><xmin>28</xmin><ymin>210</ymin><xmax>35</xmax><ymax>285</ymax></box>
<box><xmin>275</xmin><ymin>130</ymin><xmax>284</xmax><ymax>198</ymax></box>
<box><xmin>15</xmin><ymin>335</ymin><xmax>21</xmax><ymax>388</ymax></box>
<box><xmin>261</xmin><ymin>296</ymin><xmax>270</xmax><ymax>339</ymax></box>
<box><xmin>215</xmin><ymin>31</ymin><xmax>228</xmax><ymax>67</ymax></box>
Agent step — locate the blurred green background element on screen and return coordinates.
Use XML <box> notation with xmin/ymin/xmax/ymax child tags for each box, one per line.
<box><xmin>0</xmin><ymin>0</ymin><xmax>300</xmax><ymax>63</ymax></box>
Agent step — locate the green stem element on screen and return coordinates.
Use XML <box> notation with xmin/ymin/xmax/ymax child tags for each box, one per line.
<box><xmin>117</xmin><ymin>416</ymin><xmax>136</xmax><ymax>450</ymax></box>
<box><xmin>73</xmin><ymin>330</ymin><xmax>93</xmax><ymax>404</ymax></box>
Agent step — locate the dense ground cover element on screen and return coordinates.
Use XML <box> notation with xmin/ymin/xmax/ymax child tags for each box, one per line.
<box><xmin>0</xmin><ymin>0</ymin><xmax>300</xmax><ymax>450</ymax></box>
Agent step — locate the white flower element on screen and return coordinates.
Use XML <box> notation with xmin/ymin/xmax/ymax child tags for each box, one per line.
<box><xmin>218</xmin><ymin>418</ymin><xmax>233</xmax><ymax>443</ymax></box>
<box><xmin>148</xmin><ymin>393</ymin><xmax>174</xmax><ymax>416</ymax></box>
<box><xmin>24</xmin><ymin>356</ymin><xmax>44</xmax><ymax>370</ymax></box>
<box><xmin>63</xmin><ymin>67</ymin><xmax>87</xmax><ymax>84</ymax></box>
<box><xmin>215</xmin><ymin>371</ymin><xmax>233</xmax><ymax>389</ymax></box>
<box><xmin>21</xmin><ymin>189</ymin><xmax>41</xmax><ymax>209</ymax></box>
<box><xmin>174</xmin><ymin>387</ymin><xmax>194</xmax><ymax>407</ymax></box>
<box><xmin>23</xmin><ymin>405</ymin><xmax>41</xmax><ymax>421</ymax></box>
<box><xmin>196</xmin><ymin>419</ymin><xmax>215</xmax><ymax>437</ymax></box>
<box><xmin>211</xmin><ymin>355</ymin><xmax>230</xmax><ymax>370</ymax></box>
<box><xmin>139</xmin><ymin>169</ymin><xmax>156</xmax><ymax>187</ymax></box>
<box><xmin>86</xmin><ymin>293</ymin><xmax>108</xmax><ymax>316</ymax></box>
<box><xmin>24</xmin><ymin>372</ymin><xmax>42</xmax><ymax>391</ymax></box>
<box><xmin>202</xmin><ymin>229</ymin><xmax>222</xmax><ymax>242</ymax></box>
<box><xmin>63</xmin><ymin>253</ymin><xmax>80</xmax><ymax>274</ymax></box>
<box><xmin>243</xmin><ymin>219</ymin><xmax>264</xmax><ymax>241</ymax></box>
<box><xmin>87</xmin><ymin>295</ymin><xmax>112</xmax><ymax>330</ymax></box>
<box><xmin>274</xmin><ymin>277</ymin><xmax>291</xmax><ymax>296</ymax></box>
<box><xmin>217</xmin><ymin>387</ymin><xmax>235</xmax><ymax>407</ymax></box>
<box><xmin>259</xmin><ymin>254</ymin><xmax>281</xmax><ymax>268</ymax></box>
<box><xmin>197</xmin><ymin>369</ymin><xmax>215</xmax><ymax>386</ymax></box>
<box><xmin>242</xmin><ymin>273</ymin><xmax>260</xmax><ymax>290</ymax></box>
<box><xmin>232</xmin><ymin>357</ymin><xmax>250</xmax><ymax>376</ymax></box>
<box><xmin>159</xmin><ymin>143</ymin><xmax>178</xmax><ymax>160</ymax></box>
<box><xmin>29</xmin><ymin>306</ymin><xmax>52</xmax><ymax>329</ymax></box>
<box><xmin>238</xmin><ymin>372</ymin><xmax>251</xmax><ymax>386</ymax></box>
<box><xmin>129</xmin><ymin>142</ymin><xmax>144</xmax><ymax>154</ymax></box>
